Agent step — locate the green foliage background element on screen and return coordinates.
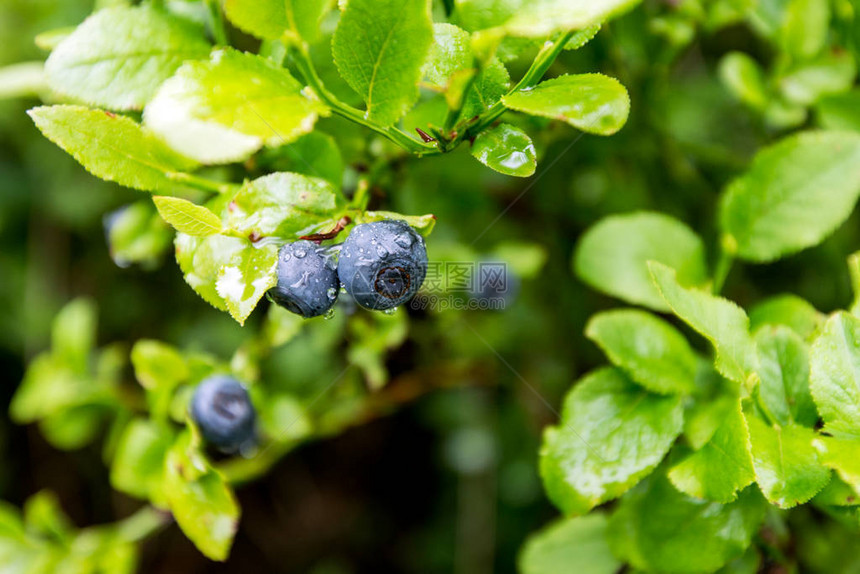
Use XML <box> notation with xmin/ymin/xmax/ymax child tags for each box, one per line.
<box><xmin>4</xmin><ymin>0</ymin><xmax>860</xmax><ymax>572</ymax></box>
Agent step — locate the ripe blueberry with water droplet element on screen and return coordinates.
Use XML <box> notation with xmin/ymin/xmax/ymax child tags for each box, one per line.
<box><xmin>267</xmin><ymin>240</ymin><xmax>339</xmax><ymax>318</ymax></box>
<box><xmin>338</xmin><ymin>220</ymin><xmax>427</xmax><ymax>310</ymax></box>
<box><xmin>190</xmin><ymin>375</ymin><xmax>256</xmax><ymax>451</ymax></box>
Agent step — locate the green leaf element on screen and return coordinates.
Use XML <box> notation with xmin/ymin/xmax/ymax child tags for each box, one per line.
<box><xmin>332</xmin><ymin>0</ymin><xmax>434</xmax><ymax>126</ymax></box>
<box><xmin>719</xmin><ymin>131</ymin><xmax>860</xmax><ymax>262</ymax></box>
<box><xmin>813</xmin><ymin>436</ymin><xmax>860</xmax><ymax>496</ymax></box>
<box><xmin>51</xmin><ymin>298</ymin><xmax>97</xmax><ymax>375</ymax></box>
<box><xmin>0</xmin><ymin>62</ymin><xmax>47</xmax><ymax>99</ymax></box>
<box><xmin>650</xmin><ymin>262</ymin><xmax>759</xmax><ymax>386</ymax></box>
<box><xmin>153</xmin><ymin>196</ymin><xmax>223</xmax><ymax>237</ymax></box>
<box><xmin>110</xmin><ymin>418</ymin><xmax>173</xmax><ymax>502</ymax></box>
<box><xmin>459</xmin><ymin>57</ymin><xmax>509</xmax><ymax>120</ymax></box>
<box><xmin>669</xmin><ymin>398</ymin><xmax>754</xmax><ymax>502</ymax></box>
<box><xmin>163</xmin><ymin>432</ymin><xmax>239</xmax><ymax>561</ymax></box>
<box><xmin>44</xmin><ymin>6</ymin><xmax>210</xmax><ymax>110</ymax></box>
<box><xmin>11</xmin><ymin>354</ymin><xmax>111</xmax><ymax>424</ymax></box>
<box><xmin>144</xmin><ymin>49</ymin><xmax>327</xmax><ymax>164</ymax></box>
<box><xmin>746</xmin><ymin>410</ymin><xmax>830</xmax><ymax>508</ymax></box>
<box><xmin>503</xmin><ymin>74</ymin><xmax>630</xmax><ymax>136</ymax></box>
<box><xmin>755</xmin><ymin>326</ymin><xmax>818</xmax><ymax>428</ymax></box>
<box><xmin>518</xmin><ymin>514</ymin><xmax>620</xmax><ymax>574</ymax></box>
<box><xmin>28</xmin><ymin>105</ymin><xmax>198</xmax><ymax>194</ymax></box>
<box><xmin>683</xmin><ymin>373</ymin><xmax>741</xmax><ymax>449</ymax></box>
<box><xmin>851</xmin><ymin>251</ymin><xmax>860</xmax><ymax>317</ymax></box>
<box><xmin>780</xmin><ymin>0</ymin><xmax>830</xmax><ymax>60</ymax></box>
<box><xmin>106</xmin><ymin>201</ymin><xmax>173</xmax><ymax>268</ymax></box>
<box><xmin>810</xmin><ymin>312</ymin><xmax>860</xmax><ymax>438</ymax></box>
<box><xmin>260</xmin><ymin>132</ymin><xmax>344</xmax><ymax>189</ymax></box>
<box><xmin>718</xmin><ymin>52</ymin><xmax>767</xmax><ymax>109</ymax></box>
<box><xmin>749</xmin><ymin>294</ymin><xmax>824</xmax><ymax>340</ymax></box>
<box><xmin>502</xmin><ymin>0</ymin><xmax>641</xmax><ymax>37</ymax></box>
<box><xmin>564</xmin><ymin>24</ymin><xmax>601</xmax><ymax>51</ymax></box>
<box><xmin>816</xmin><ymin>90</ymin><xmax>860</xmax><ymax>133</ymax></box>
<box><xmin>24</xmin><ymin>491</ymin><xmax>73</xmax><ymax>542</ymax></box>
<box><xmin>470</xmin><ymin>123</ymin><xmax>536</xmax><ymax>177</ymax></box>
<box><xmin>175</xmin><ymin>233</ymin><xmax>279</xmax><ymax>324</ymax></box>
<box><xmin>812</xmin><ymin>473</ymin><xmax>860</xmax><ymax>506</ymax></box>
<box><xmin>779</xmin><ymin>51</ymin><xmax>856</xmax><ymax>107</ymax></box>
<box><xmin>608</xmin><ymin>473</ymin><xmax>765</xmax><ymax>573</ymax></box>
<box><xmin>39</xmin><ymin>406</ymin><xmax>105</xmax><ymax>451</ymax></box>
<box><xmin>347</xmin><ymin>308</ymin><xmax>409</xmax><ymax>390</ymax></box>
<box><xmin>453</xmin><ymin>0</ymin><xmax>518</xmax><ymax>31</ymax></box>
<box><xmin>422</xmin><ymin>23</ymin><xmax>473</xmax><ymax>90</ymax></box>
<box><xmin>259</xmin><ymin>394</ymin><xmax>312</xmax><ymax>443</ymax></box>
<box><xmin>130</xmin><ymin>340</ymin><xmax>189</xmax><ymax>390</ymax></box>
<box><xmin>226</xmin><ymin>172</ymin><xmax>343</xmax><ymax>239</ymax></box>
<box><xmin>355</xmin><ymin>211</ymin><xmax>437</xmax><ymax>237</ymax></box>
<box><xmin>224</xmin><ymin>0</ymin><xmax>331</xmax><ymax>43</ymax></box>
<box><xmin>585</xmin><ymin>309</ymin><xmax>698</xmax><ymax>395</ymax></box>
<box><xmin>574</xmin><ymin>212</ymin><xmax>708</xmax><ymax>312</ymax></box>
<box><xmin>539</xmin><ymin>368</ymin><xmax>683</xmax><ymax>515</ymax></box>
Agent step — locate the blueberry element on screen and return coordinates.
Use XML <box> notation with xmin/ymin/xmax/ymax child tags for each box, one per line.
<box><xmin>267</xmin><ymin>240</ymin><xmax>339</xmax><ymax>318</ymax></box>
<box><xmin>190</xmin><ymin>375</ymin><xmax>256</xmax><ymax>451</ymax></box>
<box><xmin>338</xmin><ymin>220</ymin><xmax>427</xmax><ymax>310</ymax></box>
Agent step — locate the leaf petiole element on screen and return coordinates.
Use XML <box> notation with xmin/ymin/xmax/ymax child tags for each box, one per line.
<box><xmin>467</xmin><ymin>30</ymin><xmax>576</xmax><ymax>138</ymax></box>
<box><xmin>290</xmin><ymin>44</ymin><xmax>441</xmax><ymax>155</ymax></box>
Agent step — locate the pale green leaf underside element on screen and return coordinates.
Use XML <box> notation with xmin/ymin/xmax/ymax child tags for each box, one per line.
<box><xmin>332</xmin><ymin>0</ymin><xmax>434</xmax><ymax>126</ymax></box>
<box><xmin>28</xmin><ymin>105</ymin><xmax>198</xmax><ymax>194</ymax></box>
<box><xmin>153</xmin><ymin>196</ymin><xmax>223</xmax><ymax>237</ymax></box>
<box><xmin>503</xmin><ymin>74</ymin><xmax>630</xmax><ymax>135</ymax></box>
<box><xmin>650</xmin><ymin>262</ymin><xmax>759</xmax><ymax>385</ymax></box>
<box><xmin>144</xmin><ymin>49</ymin><xmax>326</xmax><ymax>164</ymax></box>
<box><xmin>45</xmin><ymin>6</ymin><xmax>210</xmax><ymax>110</ymax></box>
<box><xmin>540</xmin><ymin>368</ymin><xmax>683</xmax><ymax>516</ymax></box>
<box><xmin>470</xmin><ymin>123</ymin><xmax>536</xmax><ymax>177</ymax></box>
<box><xmin>574</xmin><ymin>212</ymin><xmax>708</xmax><ymax>312</ymax></box>
<box><xmin>720</xmin><ymin>131</ymin><xmax>860</xmax><ymax>262</ymax></box>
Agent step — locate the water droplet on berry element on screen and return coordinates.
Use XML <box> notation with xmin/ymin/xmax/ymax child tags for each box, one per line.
<box><xmin>293</xmin><ymin>247</ymin><xmax>307</xmax><ymax>258</ymax></box>
<box><xmin>376</xmin><ymin>244</ymin><xmax>388</xmax><ymax>257</ymax></box>
<box><xmin>340</xmin><ymin>285</ymin><xmax>348</xmax><ymax>294</ymax></box>
<box><xmin>394</xmin><ymin>234</ymin><xmax>414</xmax><ymax>248</ymax></box>
<box><xmin>327</xmin><ymin>287</ymin><xmax>337</xmax><ymax>300</ymax></box>
<box><xmin>383</xmin><ymin>307</ymin><xmax>398</xmax><ymax>315</ymax></box>
<box><xmin>323</xmin><ymin>308</ymin><xmax>336</xmax><ymax>320</ymax></box>
<box><xmin>282</xmin><ymin>252</ymin><xmax>291</xmax><ymax>262</ymax></box>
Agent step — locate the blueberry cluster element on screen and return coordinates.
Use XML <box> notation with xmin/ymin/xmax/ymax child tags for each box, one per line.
<box><xmin>267</xmin><ymin>220</ymin><xmax>428</xmax><ymax>316</ymax></box>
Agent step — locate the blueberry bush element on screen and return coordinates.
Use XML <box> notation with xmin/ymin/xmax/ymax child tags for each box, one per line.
<box><xmin>4</xmin><ymin>0</ymin><xmax>860</xmax><ymax>572</ymax></box>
